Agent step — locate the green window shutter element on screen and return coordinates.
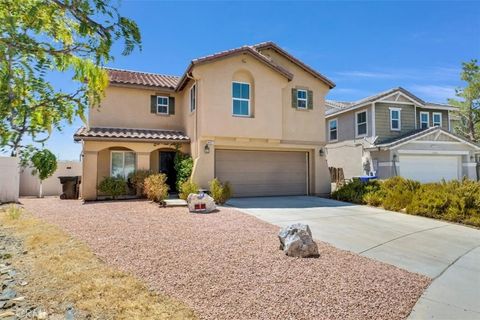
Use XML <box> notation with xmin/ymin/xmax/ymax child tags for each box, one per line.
<box><xmin>169</xmin><ymin>97</ymin><xmax>175</xmax><ymax>115</ymax></box>
<box><xmin>307</xmin><ymin>90</ymin><xmax>313</xmax><ymax>109</ymax></box>
<box><xmin>291</xmin><ymin>88</ymin><xmax>297</xmax><ymax>108</ymax></box>
<box><xmin>150</xmin><ymin>95</ymin><xmax>157</xmax><ymax>113</ymax></box>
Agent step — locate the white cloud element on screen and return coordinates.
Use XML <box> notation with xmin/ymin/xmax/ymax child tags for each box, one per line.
<box><xmin>410</xmin><ymin>85</ymin><xmax>456</xmax><ymax>103</ymax></box>
<box><xmin>335</xmin><ymin>66</ymin><xmax>461</xmax><ymax>82</ymax></box>
<box><xmin>335</xmin><ymin>71</ymin><xmax>397</xmax><ymax>79</ymax></box>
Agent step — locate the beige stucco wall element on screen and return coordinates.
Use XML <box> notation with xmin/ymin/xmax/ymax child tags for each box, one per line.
<box><xmin>89</xmin><ymin>86</ymin><xmax>184</xmax><ymax>131</ymax></box>
<box><xmin>325</xmin><ymin>141</ymin><xmax>365</xmax><ymax>179</ymax></box>
<box><xmin>0</xmin><ymin>157</ymin><xmax>19</xmax><ymax>203</ymax></box>
<box><xmin>19</xmin><ymin>161</ymin><xmax>82</xmax><ymax>197</ymax></box>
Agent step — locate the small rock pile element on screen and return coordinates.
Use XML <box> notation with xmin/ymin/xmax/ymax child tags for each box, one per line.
<box><xmin>278</xmin><ymin>223</ymin><xmax>319</xmax><ymax>258</ymax></box>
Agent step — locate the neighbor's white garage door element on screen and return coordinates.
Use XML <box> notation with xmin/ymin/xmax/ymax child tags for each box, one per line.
<box><xmin>215</xmin><ymin>150</ymin><xmax>308</xmax><ymax>197</ymax></box>
<box><xmin>400</xmin><ymin>154</ymin><xmax>460</xmax><ymax>183</ymax></box>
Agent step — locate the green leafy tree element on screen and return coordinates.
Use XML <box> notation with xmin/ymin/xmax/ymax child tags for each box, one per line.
<box><xmin>449</xmin><ymin>60</ymin><xmax>480</xmax><ymax>142</ymax></box>
<box><xmin>31</xmin><ymin>148</ymin><xmax>57</xmax><ymax>198</ymax></box>
<box><xmin>174</xmin><ymin>151</ymin><xmax>194</xmax><ymax>191</ymax></box>
<box><xmin>0</xmin><ymin>0</ymin><xmax>141</xmax><ymax>157</ymax></box>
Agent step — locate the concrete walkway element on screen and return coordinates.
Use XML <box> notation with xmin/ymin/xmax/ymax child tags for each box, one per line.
<box><xmin>227</xmin><ymin>196</ymin><xmax>480</xmax><ymax>320</ymax></box>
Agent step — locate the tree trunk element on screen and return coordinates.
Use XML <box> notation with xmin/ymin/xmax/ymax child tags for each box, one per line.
<box><xmin>39</xmin><ymin>181</ymin><xmax>43</xmax><ymax>198</ymax></box>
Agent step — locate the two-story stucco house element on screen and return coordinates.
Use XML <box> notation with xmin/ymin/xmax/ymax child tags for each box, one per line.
<box><xmin>325</xmin><ymin>87</ymin><xmax>480</xmax><ymax>183</ymax></box>
<box><xmin>74</xmin><ymin>42</ymin><xmax>335</xmax><ymax>200</ymax></box>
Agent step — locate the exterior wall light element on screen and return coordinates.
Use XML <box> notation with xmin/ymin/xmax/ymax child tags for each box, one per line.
<box><xmin>204</xmin><ymin>143</ymin><xmax>210</xmax><ymax>154</ymax></box>
<box><xmin>319</xmin><ymin>148</ymin><xmax>325</xmax><ymax>157</ymax></box>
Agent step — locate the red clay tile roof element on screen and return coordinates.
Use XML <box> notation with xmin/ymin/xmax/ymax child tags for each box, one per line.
<box><xmin>106</xmin><ymin>68</ymin><xmax>179</xmax><ymax>89</ymax></box>
<box><xmin>74</xmin><ymin>127</ymin><xmax>189</xmax><ymax>142</ymax></box>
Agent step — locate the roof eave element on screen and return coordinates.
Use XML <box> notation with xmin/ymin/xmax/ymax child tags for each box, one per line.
<box><xmin>73</xmin><ymin>136</ymin><xmax>190</xmax><ymax>143</ymax></box>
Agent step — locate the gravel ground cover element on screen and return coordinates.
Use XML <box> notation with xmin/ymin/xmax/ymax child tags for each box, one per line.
<box><xmin>22</xmin><ymin>197</ymin><xmax>430</xmax><ymax>320</ymax></box>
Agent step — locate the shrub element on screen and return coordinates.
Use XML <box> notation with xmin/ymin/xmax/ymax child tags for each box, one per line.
<box><xmin>5</xmin><ymin>205</ymin><xmax>23</xmax><ymax>220</ymax></box>
<box><xmin>144</xmin><ymin>173</ymin><xmax>169</xmax><ymax>203</ymax></box>
<box><xmin>98</xmin><ymin>177</ymin><xmax>127</xmax><ymax>200</ymax></box>
<box><xmin>179</xmin><ymin>180</ymin><xmax>199</xmax><ymax>200</ymax></box>
<box><xmin>331</xmin><ymin>179</ymin><xmax>381</xmax><ymax>204</ymax></box>
<box><xmin>174</xmin><ymin>152</ymin><xmax>194</xmax><ymax>191</ymax></box>
<box><xmin>363</xmin><ymin>190</ymin><xmax>384</xmax><ymax>207</ymax></box>
<box><xmin>128</xmin><ymin>170</ymin><xmax>153</xmax><ymax>197</ymax></box>
<box><xmin>209</xmin><ymin>178</ymin><xmax>232</xmax><ymax>205</ymax></box>
<box><xmin>380</xmin><ymin>177</ymin><xmax>420</xmax><ymax>211</ymax></box>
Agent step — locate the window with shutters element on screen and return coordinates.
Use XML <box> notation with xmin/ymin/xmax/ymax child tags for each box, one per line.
<box><xmin>355</xmin><ymin>110</ymin><xmax>368</xmax><ymax>137</ymax></box>
<box><xmin>232</xmin><ymin>82</ymin><xmax>250</xmax><ymax>117</ymax></box>
<box><xmin>297</xmin><ymin>89</ymin><xmax>308</xmax><ymax>109</ymax></box>
<box><xmin>157</xmin><ymin>96</ymin><xmax>169</xmax><ymax>114</ymax></box>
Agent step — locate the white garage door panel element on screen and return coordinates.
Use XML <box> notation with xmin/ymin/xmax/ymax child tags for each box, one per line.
<box><xmin>215</xmin><ymin>150</ymin><xmax>307</xmax><ymax>197</ymax></box>
<box><xmin>400</xmin><ymin>155</ymin><xmax>459</xmax><ymax>183</ymax></box>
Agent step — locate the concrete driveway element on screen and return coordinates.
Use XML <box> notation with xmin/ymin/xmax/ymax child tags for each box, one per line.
<box><xmin>227</xmin><ymin>196</ymin><xmax>480</xmax><ymax>320</ymax></box>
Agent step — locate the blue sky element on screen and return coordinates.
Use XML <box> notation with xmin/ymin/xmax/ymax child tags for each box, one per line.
<box><xmin>24</xmin><ymin>1</ymin><xmax>480</xmax><ymax>160</ymax></box>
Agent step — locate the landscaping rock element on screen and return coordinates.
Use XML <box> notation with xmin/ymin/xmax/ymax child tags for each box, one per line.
<box><xmin>0</xmin><ymin>289</ymin><xmax>16</xmax><ymax>301</ymax></box>
<box><xmin>278</xmin><ymin>223</ymin><xmax>319</xmax><ymax>258</ymax></box>
<box><xmin>187</xmin><ymin>193</ymin><xmax>216</xmax><ymax>213</ymax></box>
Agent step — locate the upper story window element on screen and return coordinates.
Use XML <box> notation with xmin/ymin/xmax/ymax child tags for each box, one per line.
<box><xmin>111</xmin><ymin>151</ymin><xmax>136</xmax><ymax>179</ymax></box>
<box><xmin>329</xmin><ymin>119</ymin><xmax>338</xmax><ymax>141</ymax></box>
<box><xmin>420</xmin><ymin>111</ymin><xmax>429</xmax><ymax>129</ymax></box>
<box><xmin>433</xmin><ymin>112</ymin><xmax>442</xmax><ymax>127</ymax></box>
<box><xmin>297</xmin><ymin>89</ymin><xmax>308</xmax><ymax>109</ymax></box>
<box><xmin>232</xmin><ymin>82</ymin><xmax>250</xmax><ymax>117</ymax></box>
<box><xmin>356</xmin><ymin>110</ymin><xmax>368</xmax><ymax>137</ymax></box>
<box><xmin>190</xmin><ymin>84</ymin><xmax>196</xmax><ymax>112</ymax></box>
<box><xmin>390</xmin><ymin>107</ymin><xmax>401</xmax><ymax>131</ymax></box>
<box><xmin>157</xmin><ymin>96</ymin><xmax>169</xmax><ymax>115</ymax></box>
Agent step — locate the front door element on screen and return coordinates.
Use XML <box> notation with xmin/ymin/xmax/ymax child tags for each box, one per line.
<box><xmin>159</xmin><ymin>151</ymin><xmax>177</xmax><ymax>192</ymax></box>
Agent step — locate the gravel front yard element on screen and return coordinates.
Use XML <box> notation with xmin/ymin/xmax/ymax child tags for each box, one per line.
<box><xmin>22</xmin><ymin>198</ymin><xmax>430</xmax><ymax>320</ymax></box>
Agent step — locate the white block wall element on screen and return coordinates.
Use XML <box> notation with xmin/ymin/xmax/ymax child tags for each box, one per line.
<box><xmin>0</xmin><ymin>157</ymin><xmax>20</xmax><ymax>203</ymax></box>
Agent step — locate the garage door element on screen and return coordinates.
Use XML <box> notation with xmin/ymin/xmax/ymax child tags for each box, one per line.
<box><xmin>400</xmin><ymin>155</ymin><xmax>460</xmax><ymax>183</ymax></box>
<box><xmin>215</xmin><ymin>150</ymin><xmax>307</xmax><ymax>197</ymax></box>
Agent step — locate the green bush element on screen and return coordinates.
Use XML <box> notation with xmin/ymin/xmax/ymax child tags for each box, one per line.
<box><xmin>331</xmin><ymin>179</ymin><xmax>381</xmax><ymax>204</ymax></box>
<box><xmin>174</xmin><ymin>152</ymin><xmax>194</xmax><ymax>191</ymax></box>
<box><xmin>363</xmin><ymin>190</ymin><xmax>384</xmax><ymax>207</ymax></box>
<box><xmin>380</xmin><ymin>177</ymin><xmax>420</xmax><ymax>211</ymax></box>
<box><xmin>179</xmin><ymin>180</ymin><xmax>199</xmax><ymax>200</ymax></box>
<box><xmin>98</xmin><ymin>177</ymin><xmax>127</xmax><ymax>200</ymax></box>
<box><xmin>144</xmin><ymin>173</ymin><xmax>169</xmax><ymax>203</ymax></box>
<box><xmin>128</xmin><ymin>170</ymin><xmax>153</xmax><ymax>197</ymax></box>
<box><xmin>406</xmin><ymin>179</ymin><xmax>480</xmax><ymax>227</ymax></box>
<box><xmin>209</xmin><ymin>178</ymin><xmax>232</xmax><ymax>205</ymax></box>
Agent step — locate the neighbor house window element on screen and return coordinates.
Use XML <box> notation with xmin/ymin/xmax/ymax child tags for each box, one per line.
<box><xmin>329</xmin><ymin>119</ymin><xmax>338</xmax><ymax>141</ymax></box>
<box><xmin>433</xmin><ymin>112</ymin><xmax>442</xmax><ymax>127</ymax></box>
<box><xmin>297</xmin><ymin>89</ymin><xmax>308</xmax><ymax>109</ymax></box>
<box><xmin>390</xmin><ymin>107</ymin><xmax>401</xmax><ymax>131</ymax></box>
<box><xmin>356</xmin><ymin>110</ymin><xmax>367</xmax><ymax>137</ymax></box>
<box><xmin>190</xmin><ymin>84</ymin><xmax>196</xmax><ymax>112</ymax></box>
<box><xmin>111</xmin><ymin>151</ymin><xmax>136</xmax><ymax>179</ymax></box>
<box><xmin>420</xmin><ymin>112</ymin><xmax>429</xmax><ymax>129</ymax></box>
<box><xmin>232</xmin><ymin>82</ymin><xmax>250</xmax><ymax>116</ymax></box>
<box><xmin>157</xmin><ymin>96</ymin><xmax>169</xmax><ymax>114</ymax></box>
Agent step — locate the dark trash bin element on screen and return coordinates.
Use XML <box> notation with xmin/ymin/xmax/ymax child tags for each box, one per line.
<box><xmin>58</xmin><ymin>176</ymin><xmax>81</xmax><ymax>199</ymax></box>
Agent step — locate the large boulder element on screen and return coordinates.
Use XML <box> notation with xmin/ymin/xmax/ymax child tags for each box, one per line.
<box><xmin>187</xmin><ymin>193</ymin><xmax>216</xmax><ymax>213</ymax></box>
<box><xmin>278</xmin><ymin>223</ymin><xmax>319</xmax><ymax>258</ymax></box>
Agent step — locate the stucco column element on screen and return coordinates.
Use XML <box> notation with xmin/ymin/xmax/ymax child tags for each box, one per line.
<box><xmin>82</xmin><ymin>151</ymin><xmax>98</xmax><ymax>201</ymax></box>
<box><xmin>137</xmin><ymin>152</ymin><xmax>150</xmax><ymax>171</ymax></box>
<box><xmin>191</xmin><ymin>139</ymin><xmax>215</xmax><ymax>189</ymax></box>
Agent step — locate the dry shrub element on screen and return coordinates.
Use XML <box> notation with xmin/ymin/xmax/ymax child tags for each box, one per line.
<box><xmin>209</xmin><ymin>178</ymin><xmax>232</xmax><ymax>205</ymax></box>
<box><xmin>179</xmin><ymin>180</ymin><xmax>199</xmax><ymax>200</ymax></box>
<box><xmin>0</xmin><ymin>211</ymin><xmax>196</xmax><ymax>319</ymax></box>
<box><xmin>144</xmin><ymin>173</ymin><xmax>169</xmax><ymax>203</ymax></box>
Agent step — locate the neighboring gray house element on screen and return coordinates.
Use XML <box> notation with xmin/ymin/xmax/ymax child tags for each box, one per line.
<box><xmin>325</xmin><ymin>87</ymin><xmax>480</xmax><ymax>182</ymax></box>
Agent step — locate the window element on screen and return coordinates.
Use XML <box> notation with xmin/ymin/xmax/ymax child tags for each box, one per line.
<box><xmin>297</xmin><ymin>89</ymin><xmax>308</xmax><ymax>109</ymax></box>
<box><xmin>356</xmin><ymin>110</ymin><xmax>367</xmax><ymax>137</ymax></box>
<box><xmin>232</xmin><ymin>82</ymin><xmax>250</xmax><ymax>116</ymax></box>
<box><xmin>433</xmin><ymin>112</ymin><xmax>442</xmax><ymax>127</ymax></box>
<box><xmin>420</xmin><ymin>112</ymin><xmax>429</xmax><ymax>129</ymax></box>
<box><xmin>329</xmin><ymin>119</ymin><xmax>338</xmax><ymax>141</ymax></box>
<box><xmin>156</xmin><ymin>96</ymin><xmax>169</xmax><ymax>114</ymax></box>
<box><xmin>390</xmin><ymin>108</ymin><xmax>401</xmax><ymax>131</ymax></box>
<box><xmin>190</xmin><ymin>84</ymin><xmax>196</xmax><ymax>112</ymax></box>
<box><xmin>111</xmin><ymin>151</ymin><xmax>136</xmax><ymax>179</ymax></box>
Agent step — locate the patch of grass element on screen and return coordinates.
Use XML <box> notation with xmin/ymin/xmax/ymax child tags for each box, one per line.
<box><xmin>3</xmin><ymin>204</ymin><xmax>23</xmax><ymax>220</ymax></box>
<box><xmin>0</xmin><ymin>211</ymin><xmax>196</xmax><ymax>319</ymax></box>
